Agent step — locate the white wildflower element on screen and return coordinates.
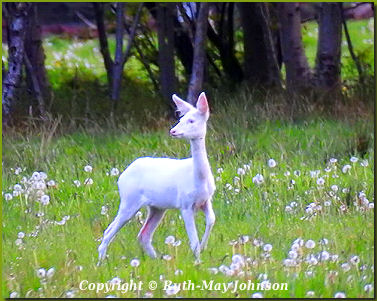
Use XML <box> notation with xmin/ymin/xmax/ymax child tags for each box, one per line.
<box><xmin>237</xmin><ymin>168</ymin><xmax>245</xmax><ymax>176</ymax></box>
<box><xmin>84</xmin><ymin>178</ymin><xmax>93</xmax><ymax>185</ymax></box>
<box><xmin>164</xmin><ymin>235</ymin><xmax>175</xmax><ymax>245</ymax></box>
<box><xmin>46</xmin><ymin>267</ymin><xmax>55</xmax><ymax>279</ymax></box>
<box><xmin>110</xmin><ymin>168</ymin><xmax>119</xmax><ymax>176</ymax></box>
<box><xmin>252</xmin><ymin>174</ymin><xmax>264</xmax><ymax>185</ymax></box>
<box><xmin>130</xmin><ymin>258</ymin><xmax>140</xmax><ymax>267</ymax></box>
<box><xmin>252</xmin><ymin>292</ymin><xmax>263</xmax><ymax>298</ymax></box>
<box><xmin>334</xmin><ymin>292</ymin><xmax>346</xmax><ymax>298</ymax></box>
<box><xmin>342</xmin><ymin>164</ymin><xmax>351</xmax><ymax>173</ymax></box>
<box><xmin>268</xmin><ymin>159</ymin><xmax>277</xmax><ymax>168</ymax></box>
<box><xmin>40</xmin><ymin>195</ymin><xmax>50</xmax><ymax>206</ymax></box>
<box><xmin>36</xmin><ymin>268</ymin><xmax>46</xmax><ymax>278</ymax></box>
<box><xmin>305</xmin><ymin>240</ymin><xmax>316</xmax><ymax>249</ymax></box>
<box><xmin>316</xmin><ymin>177</ymin><xmax>325</xmax><ymax>186</ymax></box>
<box><xmin>84</xmin><ymin>165</ymin><xmax>93</xmax><ymax>172</ymax></box>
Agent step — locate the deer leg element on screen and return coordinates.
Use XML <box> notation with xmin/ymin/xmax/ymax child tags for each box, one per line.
<box><xmin>97</xmin><ymin>201</ymin><xmax>141</xmax><ymax>265</ymax></box>
<box><xmin>200</xmin><ymin>200</ymin><xmax>215</xmax><ymax>251</ymax></box>
<box><xmin>137</xmin><ymin>206</ymin><xmax>166</xmax><ymax>258</ymax></box>
<box><xmin>181</xmin><ymin>208</ymin><xmax>200</xmax><ymax>259</ymax></box>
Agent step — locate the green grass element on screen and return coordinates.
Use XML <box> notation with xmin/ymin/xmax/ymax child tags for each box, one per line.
<box><xmin>2</xmin><ymin>90</ymin><xmax>374</xmax><ymax>297</ymax></box>
<box><xmin>2</xmin><ymin>17</ymin><xmax>374</xmax><ymax>299</ymax></box>
<box><xmin>302</xmin><ymin>19</ymin><xmax>374</xmax><ymax>79</ymax></box>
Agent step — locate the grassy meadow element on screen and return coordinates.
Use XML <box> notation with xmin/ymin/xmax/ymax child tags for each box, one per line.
<box><xmin>2</xmin><ymin>19</ymin><xmax>375</xmax><ymax>298</ymax></box>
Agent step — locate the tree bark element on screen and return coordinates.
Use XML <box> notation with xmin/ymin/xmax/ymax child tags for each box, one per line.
<box><xmin>258</xmin><ymin>3</ymin><xmax>282</xmax><ymax>87</ymax></box>
<box><xmin>24</xmin><ymin>4</ymin><xmax>48</xmax><ymax>117</ymax></box>
<box><xmin>157</xmin><ymin>3</ymin><xmax>176</xmax><ymax>104</ymax></box>
<box><xmin>277</xmin><ymin>3</ymin><xmax>311</xmax><ymax>91</ymax></box>
<box><xmin>207</xmin><ymin>3</ymin><xmax>243</xmax><ymax>83</ymax></box>
<box><xmin>314</xmin><ymin>3</ymin><xmax>342</xmax><ymax>90</ymax></box>
<box><xmin>94</xmin><ymin>3</ymin><xmax>143</xmax><ymax>107</ymax></box>
<box><xmin>146</xmin><ymin>3</ymin><xmax>193</xmax><ymax>76</ymax></box>
<box><xmin>93</xmin><ymin>3</ymin><xmax>113</xmax><ymax>88</ymax></box>
<box><xmin>111</xmin><ymin>2</ymin><xmax>125</xmax><ymax>104</ymax></box>
<box><xmin>187</xmin><ymin>3</ymin><xmax>209</xmax><ymax>105</ymax></box>
<box><xmin>24</xmin><ymin>53</ymin><xmax>46</xmax><ymax>118</ymax></box>
<box><xmin>239</xmin><ymin>3</ymin><xmax>281</xmax><ymax>87</ymax></box>
<box><xmin>2</xmin><ymin>3</ymin><xmax>31</xmax><ymax>125</ymax></box>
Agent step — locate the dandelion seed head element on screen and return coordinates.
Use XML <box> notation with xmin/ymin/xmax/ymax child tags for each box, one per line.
<box><xmin>237</xmin><ymin>168</ymin><xmax>245</xmax><ymax>175</ymax></box>
<box><xmin>263</xmin><ymin>244</ymin><xmax>272</xmax><ymax>252</ymax></box>
<box><xmin>316</xmin><ymin>177</ymin><xmax>325</xmax><ymax>186</ymax></box>
<box><xmin>9</xmin><ymin>291</ymin><xmax>19</xmax><ymax>298</ymax></box>
<box><xmin>84</xmin><ymin>165</ymin><xmax>93</xmax><ymax>172</ymax></box>
<box><xmin>268</xmin><ymin>159</ymin><xmax>277</xmax><ymax>168</ymax></box>
<box><xmin>162</xmin><ymin>254</ymin><xmax>172</xmax><ymax>261</ymax></box>
<box><xmin>334</xmin><ymin>292</ymin><xmax>346</xmax><ymax>298</ymax></box>
<box><xmin>252</xmin><ymin>292</ymin><xmax>263</xmax><ymax>298</ymax></box>
<box><xmin>47</xmin><ymin>267</ymin><xmax>55</xmax><ymax>279</ymax></box>
<box><xmin>329</xmin><ymin>158</ymin><xmax>338</xmax><ymax>164</ymax></box>
<box><xmin>84</xmin><ymin>178</ymin><xmax>93</xmax><ymax>185</ymax></box>
<box><xmin>36</xmin><ymin>268</ymin><xmax>46</xmax><ymax>278</ymax></box>
<box><xmin>341</xmin><ymin>262</ymin><xmax>351</xmax><ymax>272</ymax></box>
<box><xmin>40</xmin><ymin>195</ymin><xmax>50</xmax><ymax>206</ymax></box>
<box><xmin>101</xmin><ymin>206</ymin><xmax>108</xmax><ymax>215</ymax></box>
<box><xmin>110</xmin><ymin>168</ymin><xmax>119</xmax><ymax>176</ymax></box>
<box><xmin>364</xmin><ymin>284</ymin><xmax>373</xmax><ymax>293</ymax></box>
<box><xmin>165</xmin><ymin>235</ymin><xmax>175</xmax><ymax>245</ymax></box>
<box><xmin>252</xmin><ymin>174</ymin><xmax>264</xmax><ymax>185</ymax></box>
<box><xmin>342</xmin><ymin>164</ymin><xmax>351</xmax><ymax>173</ymax></box>
<box><xmin>350</xmin><ymin>255</ymin><xmax>360</xmax><ymax>265</ymax></box>
<box><xmin>305</xmin><ymin>240</ymin><xmax>316</xmax><ymax>249</ymax></box>
<box><xmin>130</xmin><ymin>258</ymin><xmax>140</xmax><ymax>267</ymax></box>
<box><xmin>288</xmin><ymin>250</ymin><xmax>298</xmax><ymax>259</ymax></box>
<box><xmin>4</xmin><ymin>193</ymin><xmax>13</xmax><ymax>201</ymax></box>
<box><xmin>165</xmin><ymin>284</ymin><xmax>180</xmax><ymax>296</ymax></box>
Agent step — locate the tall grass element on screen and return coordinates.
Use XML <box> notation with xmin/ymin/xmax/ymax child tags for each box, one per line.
<box><xmin>2</xmin><ymin>87</ymin><xmax>374</xmax><ymax>298</ymax></box>
<box><xmin>2</xmin><ymin>18</ymin><xmax>374</xmax><ymax>299</ymax></box>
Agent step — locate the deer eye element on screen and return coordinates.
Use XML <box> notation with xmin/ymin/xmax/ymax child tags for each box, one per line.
<box><xmin>188</xmin><ymin>119</ymin><xmax>195</xmax><ymax>123</ymax></box>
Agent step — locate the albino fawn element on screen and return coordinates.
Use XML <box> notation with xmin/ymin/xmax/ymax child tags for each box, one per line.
<box><xmin>97</xmin><ymin>92</ymin><xmax>215</xmax><ymax>264</ymax></box>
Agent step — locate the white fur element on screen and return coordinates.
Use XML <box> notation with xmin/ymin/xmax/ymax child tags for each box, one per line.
<box><xmin>97</xmin><ymin>92</ymin><xmax>215</xmax><ymax>264</ymax></box>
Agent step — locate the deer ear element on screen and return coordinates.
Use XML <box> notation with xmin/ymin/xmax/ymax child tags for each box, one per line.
<box><xmin>172</xmin><ymin>94</ymin><xmax>192</xmax><ymax>117</ymax></box>
<box><xmin>196</xmin><ymin>92</ymin><xmax>209</xmax><ymax>114</ymax></box>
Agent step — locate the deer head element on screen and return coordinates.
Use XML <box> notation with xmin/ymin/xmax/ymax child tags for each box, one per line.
<box><xmin>170</xmin><ymin>92</ymin><xmax>209</xmax><ymax>140</ymax></box>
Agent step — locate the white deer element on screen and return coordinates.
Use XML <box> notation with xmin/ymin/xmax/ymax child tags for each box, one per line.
<box><xmin>97</xmin><ymin>92</ymin><xmax>215</xmax><ymax>264</ymax></box>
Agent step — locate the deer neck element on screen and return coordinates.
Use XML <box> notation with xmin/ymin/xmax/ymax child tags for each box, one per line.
<box><xmin>190</xmin><ymin>137</ymin><xmax>211</xmax><ymax>184</ymax></box>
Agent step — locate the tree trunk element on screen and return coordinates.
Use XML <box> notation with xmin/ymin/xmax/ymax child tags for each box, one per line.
<box><xmin>2</xmin><ymin>3</ymin><xmax>31</xmax><ymax>125</ymax></box>
<box><xmin>239</xmin><ymin>3</ymin><xmax>280</xmax><ymax>87</ymax></box>
<box><xmin>146</xmin><ymin>3</ymin><xmax>193</xmax><ymax>77</ymax></box>
<box><xmin>157</xmin><ymin>3</ymin><xmax>176</xmax><ymax>104</ymax></box>
<box><xmin>111</xmin><ymin>2</ymin><xmax>125</xmax><ymax>106</ymax></box>
<box><xmin>24</xmin><ymin>4</ymin><xmax>48</xmax><ymax>117</ymax></box>
<box><xmin>187</xmin><ymin>3</ymin><xmax>209</xmax><ymax>105</ymax></box>
<box><xmin>277</xmin><ymin>3</ymin><xmax>311</xmax><ymax>91</ymax></box>
<box><xmin>93</xmin><ymin>3</ymin><xmax>113</xmax><ymax>89</ymax></box>
<box><xmin>314</xmin><ymin>3</ymin><xmax>342</xmax><ymax>91</ymax></box>
<box><xmin>258</xmin><ymin>3</ymin><xmax>282</xmax><ymax>87</ymax></box>
<box><xmin>207</xmin><ymin>3</ymin><xmax>243</xmax><ymax>84</ymax></box>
